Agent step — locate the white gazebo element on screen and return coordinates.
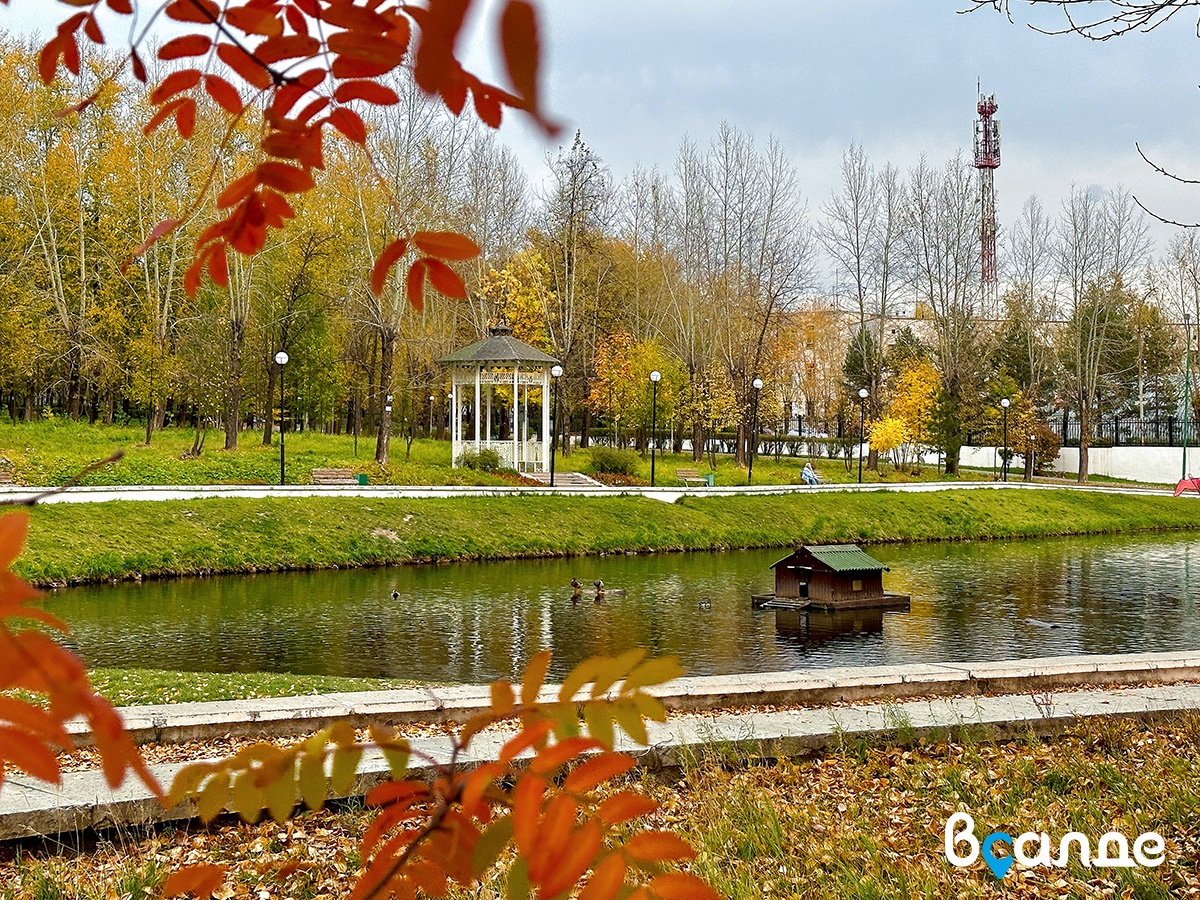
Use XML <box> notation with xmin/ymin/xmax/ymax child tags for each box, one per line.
<box><xmin>440</xmin><ymin>323</ymin><xmax>561</xmax><ymax>472</ymax></box>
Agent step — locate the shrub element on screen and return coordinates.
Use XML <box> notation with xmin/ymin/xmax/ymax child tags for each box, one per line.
<box><xmin>588</xmin><ymin>446</ymin><xmax>640</xmax><ymax>476</ymax></box>
<box><xmin>456</xmin><ymin>447</ymin><xmax>502</xmax><ymax>471</ymax></box>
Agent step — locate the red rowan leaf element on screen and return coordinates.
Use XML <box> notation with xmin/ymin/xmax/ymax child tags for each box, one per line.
<box><xmin>204</xmin><ymin>75</ymin><xmax>243</xmax><ymax>114</ymax></box>
<box><xmin>217</xmin><ymin>171</ymin><xmax>259</xmax><ymax>210</ymax></box>
<box><xmin>228</xmin><ymin>194</ymin><xmax>269</xmax><ymax>255</ymax></box>
<box><xmin>510</xmin><ymin>773</ymin><xmax>546</xmax><ymax>855</ymax></box>
<box><xmin>165</xmin><ymin>0</ymin><xmax>219</xmax><ymax>24</ymax></box>
<box><xmin>57</xmin><ymin>91</ymin><xmax>100</xmax><ymax>117</ymax></box>
<box><xmin>564</xmin><ymin>751</ymin><xmax>637</xmax><ymax>792</ymax></box>
<box><xmin>623</xmin><ymin>832</ymin><xmax>697</xmax><ymax>864</ymax></box>
<box><xmin>0</xmin><ymin>726</ymin><xmax>61</xmax><ymax>783</ymax></box>
<box><xmin>461</xmin><ymin>760</ymin><xmax>505</xmax><ymax>820</ymax></box>
<box><xmin>207</xmin><ymin>243</ymin><xmax>229</xmax><ymax>288</ymax></box>
<box><xmin>578</xmin><ymin>853</ymin><xmax>627</xmax><ymax>900</ymax></box>
<box><xmin>38</xmin><ymin>38</ymin><xmax>60</xmax><ymax>83</ymax></box>
<box><xmin>530</xmin><ymin>737</ymin><xmax>604</xmax><ymax>775</ymax></box>
<box><xmin>412</xmin><ymin>0</ymin><xmax>467</xmax><ymax>96</ymax></box>
<box><xmin>184</xmin><ymin>254</ymin><xmax>204</xmax><ymax>297</ymax></box>
<box><xmin>261</xmin><ymin>129</ymin><xmax>323</xmax><ymax>168</ymax></box>
<box><xmin>143</xmin><ymin>97</ymin><xmax>187</xmax><ymax>135</ymax></box>
<box><xmin>370</xmin><ymin>238</ymin><xmax>408</xmax><ymax>296</ymax></box>
<box><xmin>648</xmin><ymin>873</ymin><xmax>723</xmax><ymax>900</ymax></box>
<box><xmin>131</xmin><ymin>48</ymin><xmax>146</xmax><ymax>82</ymax></box>
<box><xmin>0</xmin><ymin>512</ymin><xmax>28</xmax><ymax>569</ymax></box>
<box><xmin>500</xmin><ymin>1</ymin><xmax>538</xmax><ymax>104</ymax></box>
<box><xmin>327</xmin><ymin>30</ymin><xmax>408</xmax><ymax>71</ymax></box>
<box><xmin>83</xmin><ymin>14</ymin><xmax>103</xmax><ymax>44</ymax></box>
<box><xmin>473</xmin><ymin>87</ymin><xmax>502</xmax><ymax>128</ymax></box>
<box><xmin>107</xmin><ymin>0</ymin><xmax>133</xmax><ymax>13</ymax></box>
<box><xmin>327</xmin><ymin>107</ymin><xmax>366</xmax><ymax>143</ymax></box>
<box><xmin>333</xmin><ymin>79</ymin><xmax>399</xmax><ymax>106</ymax></box>
<box><xmin>285</xmin><ymin>4</ymin><xmax>309</xmax><ymax>35</ymax></box>
<box><xmin>128</xmin><ymin>218</ymin><xmax>181</xmax><ymax>260</ymax></box>
<box><xmin>261</xmin><ymin>190</ymin><xmax>296</xmax><ymax>227</ymax></box>
<box><xmin>322</xmin><ymin>0</ymin><xmax>389</xmax><ymax>32</ymax></box>
<box><xmin>499</xmin><ymin>718</ymin><xmax>554</xmax><ymax>764</ymax></box>
<box><xmin>441</xmin><ymin>75</ymin><xmax>467</xmax><ymax>116</ymax></box>
<box><xmin>255</xmin><ymin>33</ymin><xmax>320</xmax><ymax>64</ymax></box>
<box><xmin>540</xmin><ymin>820</ymin><xmax>604</xmax><ymax>898</ymax></box>
<box><xmin>406</xmin><ymin>259</ymin><xmax>426</xmax><ymax>312</ymax></box>
<box><xmin>162</xmin><ymin>863</ymin><xmax>227</xmax><ymax>898</ymax></box>
<box><xmin>226</xmin><ymin>3</ymin><xmax>283</xmax><ymax>36</ymax></box>
<box><xmin>296</xmin><ymin>96</ymin><xmax>330</xmax><ymax>123</ymax></box>
<box><xmin>597</xmin><ymin>791</ymin><xmax>659</xmax><ymax>826</ymax></box>
<box><xmin>364</xmin><ymin>779</ymin><xmax>428</xmax><ymax>808</ymax></box>
<box><xmin>217</xmin><ymin>42</ymin><xmax>272</xmax><ymax>90</ymax></box>
<box><xmin>0</xmin><ymin>698</ymin><xmax>71</xmax><ymax>746</ymax></box>
<box><xmin>159</xmin><ymin>34</ymin><xmax>211</xmax><ymax>60</ymax></box>
<box><xmin>175</xmin><ymin>97</ymin><xmax>196</xmax><ymax>138</ymax></box>
<box><xmin>292</xmin><ymin>0</ymin><xmax>320</xmax><ymax>16</ymax></box>
<box><xmin>150</xmin><ymin>68</ymin><xmax>201</xmax><ymax>104</ymax></box>
<box><xmin>424</xmin><ymin>258</ymin><xmax>466</xmax><ymax>299</ymax></box>
<box><xmin>63</xmin><ymin>33</ymin><xmax>80</xmax><ymax>73</ymax></box>
<box><xmin>256</xmin><ymin>161</ymin><xmax>314</xmax><ymax>194</ymax></box>
<box><xmin>412</xmin><ymin>230</ymin><xmax>480</xmax><ymax>260</ymax></box>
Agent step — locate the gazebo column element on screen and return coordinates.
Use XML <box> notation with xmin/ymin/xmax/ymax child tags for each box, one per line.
<box><xmin>486</xmin><ymin>381</ymin><xmax>492</xmax><ymax>443</ymax></box>
<box><xmin>473</xmin><ymin>368</ymin><xmax>481</xmax><ymax>452</ymax></box>
<box><xmin>512</xmin><ymin>364</ymin><xmax>519</xmax><ymax>470</ymax></box>
<box><xmin>541</xmin><ymin>370</ymin><xmax>550</xmax><ymax>471</ymax></box>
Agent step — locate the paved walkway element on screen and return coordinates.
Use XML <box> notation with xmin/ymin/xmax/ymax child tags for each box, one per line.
<box><xmin>3</xmin><ymin>651</ymin><xmax>1200</xmax><ymax>840</ymax></box>
<box><xmin>0</xmin><ymin>478</ymin><xmax>1186</xmax><ymax>505</ymax></box>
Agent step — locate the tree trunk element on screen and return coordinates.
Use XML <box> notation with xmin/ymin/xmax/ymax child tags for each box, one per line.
<box><xmin>578</xmin><ymin>405</ymin><xmax>590</xmax><ymax>450</ymax></box>
<box><xmin>225</xmin><ymin>320</ymin><xmax>245</xmax><ymax>450</ymax></box>
<box><xmin>263</xmin><ymin>364</ymin><xmax>276</xmax><ymax>446</ymax></box>
<box><xmin>1024</xmin><ymin>449</ymin><xmax>1034</xmax><ymax>482</ymax></box>
<box><xmin>375</xmin><ymin>329</ymin><xmax>396</xmax><ymax>465</ymax></box>
<box><xmin>692</xmin><ymin>421</ymin><xmax>704</xmax><ymax>462</ymax></box>
<box><xmin>66</xmin><ymin>344</ymin><xmax>82</xmax><ymax>421</ymax></box>
<box><xmin>735</xmin><ymin>421</ymin><xmax>747</xmax><ymax>467</ymax></box>
<box><xmin>1077</xmin><ymin>403</ymin><xmax>1090</xmax><ymax>483</ymax></box>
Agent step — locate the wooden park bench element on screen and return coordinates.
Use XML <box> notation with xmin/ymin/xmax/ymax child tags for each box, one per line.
<box><xmin>675</xmin><ymin>467</ymin><xmax>709</xmax><ymax>487</ymax></box>
<box><xmin>312</xmin><ymin>468</ymin><xmax>361</xmax><ymax>485</ymax></box>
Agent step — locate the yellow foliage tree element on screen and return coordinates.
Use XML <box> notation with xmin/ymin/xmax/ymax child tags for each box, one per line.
<box><xmin>867</xmin><ymin>416</ymin><xmax>909</xmax><ymax>472</ymax></box>
<box><xmin>889</xmin><ymin>359</ymin><xmax>939</xmax><ymax>472</ymax></box>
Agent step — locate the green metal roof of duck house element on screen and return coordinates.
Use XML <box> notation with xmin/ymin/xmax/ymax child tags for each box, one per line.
<box><xmin>770</xmin><ymin>544</ymin><xmax>889</xmax><ymax>573</ymax></box>
<box><xmin>438</xmin><ymin>323</ymin><xmax>560</xmax><ymax>366</ymax></box>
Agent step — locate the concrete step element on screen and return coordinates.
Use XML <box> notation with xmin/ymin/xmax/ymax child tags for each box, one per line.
<box><xmin>6</xmin><ymin>678</ymin><xmax>1200</xmax><ymax>840</ymax></box>
<box><xmin>523</xmin><ymin>471</ymin><xmax>604</xmax><ymax>487</ymax></box>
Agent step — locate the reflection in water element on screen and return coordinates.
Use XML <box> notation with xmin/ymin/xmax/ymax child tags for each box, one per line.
<box><xmin>43</xmin><ymin>532</ymin><xmax>1200</xmax><ymax>683</ymax></box>
<box><xmin>773</xmin><ymin>605</ymin><xmax>908</xmax><ymax>650</ymax></box>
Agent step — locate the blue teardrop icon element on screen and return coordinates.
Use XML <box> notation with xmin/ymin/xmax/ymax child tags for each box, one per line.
<box><xmin>982</xmin><ymin>832</ymin><xmax>1014</xmax><ymax>879</ymax></box>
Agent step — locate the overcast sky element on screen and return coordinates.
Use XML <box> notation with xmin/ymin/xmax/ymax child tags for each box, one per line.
<box><xmin>5</xmin><ymin>0</ymin><xmax>1200</xmax><ymax>257</ymax></box>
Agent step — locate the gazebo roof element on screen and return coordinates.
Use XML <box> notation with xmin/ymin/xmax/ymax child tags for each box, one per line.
<box><xmin>440</xmin><ymin>322</ymin><xmax>559</xmax><ymax>367</ymax></box>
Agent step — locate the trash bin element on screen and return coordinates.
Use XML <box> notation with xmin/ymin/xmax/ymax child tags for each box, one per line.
<box><xmin>702</xmin><ymin>473</ymin><xmax>715</xmax><ymax>486</ymax></box>
<box><xmin>355</xmin><ymin>474</ymin><xmax>369</xmax><ymax>485</ymax></box>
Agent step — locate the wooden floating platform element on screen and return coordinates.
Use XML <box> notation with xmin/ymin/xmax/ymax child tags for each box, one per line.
<box><xmin>752</xmin><ymin>592</ymin><xmax>911</xmax><ymax>612</ymax></box>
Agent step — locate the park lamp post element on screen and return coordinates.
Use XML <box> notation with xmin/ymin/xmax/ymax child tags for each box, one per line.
<box><xmin>274</xmin><ymin>350</ymin><xmax>288</xmax><ymax>485</ymax></box>
<box><xmin>550</xmin><ymin>365</ymin><xmax>564</xmax><ymax>487</ymax></box>
<box><xmin>428</xmin><ymin>394</ymin><xmax>435</xmax><ymax>437</ymax></box>
<box><xmin>649</xmin><ymin>370</ymin><xmax>662</xmax><ymax>486</ymax></box>
<box><xmin>1184</xmin><ymin>314</ymin><xmax>1193</xmax><ymax>481</ymax></box>
<box><xmin>748</xmin><ymin>377</ymin><xmax>763</xmax><ymax>485</ymax></box>
<box><xmin>857</xmin><ymin>387</ymin><xmax>869</xmax><ymax>484</ymax></box>
<box><xmin>1000</xmin><ymin>398</ymin><xmax>1011</xmax><ymax>482</ymax></box>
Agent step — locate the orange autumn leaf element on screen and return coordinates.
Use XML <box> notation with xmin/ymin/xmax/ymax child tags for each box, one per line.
<box><xmin>412</xmin><ymin>230</ymin><xmax>480</xmax><ymax>260</ymax></box>
<box><xmin>649</xmin><ymin>872</ymin><xmax>724</xmax><ymax>900</ymax></box>
<box><xmin>162</xmin><ymin>864</ymin><xmax>228</xmax><ymax>898</ymax></box>
<box><xmin>623</xmin><ymin>831</ymin><xmax>698</xmax><ymax>864</ymax></box>
<box><xmin>370</xmin><ymin>238</ymin><xmax>408</xmax><ymax>297</ymax></box>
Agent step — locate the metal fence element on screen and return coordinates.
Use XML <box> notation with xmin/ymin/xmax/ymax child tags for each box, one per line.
<box><xmin>1052</xmin><ymin>412</ymin><xmax>1199</xmax><ymax>448</ymax></box>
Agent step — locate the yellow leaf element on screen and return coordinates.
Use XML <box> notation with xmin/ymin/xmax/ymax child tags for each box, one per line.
<box><xmin>558</xmin><ymin>656</ymin><xmax>607</xmax><ymax>703</ymax></box>
<box><xmin>632</xmin><ymin>691</ymin><xmax>667</xmax><ymax>723</ymax></box>
<box><xmin>612</xmin><ymin>699</ymin><xmax>648</xmax><ymax>745</ymax></box>
<box><xmin>331</xmin><ymin>746</ymin><xmax>362</xmax><ymax>795</ymax></box>
<box><xmin>583</xmin><ymin>701</ymin><xmax>614</xmax><ymax>750</ymax></box>
<box><xmin>590</xmin><ymin>649</ymin><xmax>647</xmax><ymax>699</ymax></box>
<box><xmin>491</xmin><ymin>680</ymin><xmax>515</xmax><ymax>715</ymax></box>
<box><xmin>298</xmin><ymin>748</ymin><xmax>327</xmax><ymax>811</ymax></box>
<box><xmin>621</xmin><ymin>656</ymin><xmax>683</xmax><ymax>693</ymax></box>
<box><xmin>196</xmin><ymin>772</ymin><xmax>230</xmax><ymax>823</ymax></box>
<box><xmin>265</xmin><ymin>765</ymin><xmax>297</xmax><ymax>822</ymax></box>
<box><xmin>521</xmin><ymin>649</ymin><xmax>551</xmax><ymax>705</ymax></box>
<box><xmin>231</xmin><ymin>769</ymin><xmax>264</xmax><ymax>823</ymax></box>
<box><xmin>470</xmin><ymin>815</ymin><xmax>513</xmax><ymax>877</ymax></box>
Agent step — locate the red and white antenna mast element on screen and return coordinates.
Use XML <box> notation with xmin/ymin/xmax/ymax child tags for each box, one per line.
<box><xmin>974</xmin><ymin>87</ymin><xmax>1000</xmax><ymax>307</ymax></box>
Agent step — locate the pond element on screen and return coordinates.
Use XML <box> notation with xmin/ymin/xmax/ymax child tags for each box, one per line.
<box><xmin>44</xmin><ymin>531</ymin><xmax>1200</xmax><ymax>684</ymax></box>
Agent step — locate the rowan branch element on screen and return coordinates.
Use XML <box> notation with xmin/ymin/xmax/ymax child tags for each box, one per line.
<box><xmin>0</xmin><ymin>451</ymin><xmax>125</xmax><ymax>506</ymax></box>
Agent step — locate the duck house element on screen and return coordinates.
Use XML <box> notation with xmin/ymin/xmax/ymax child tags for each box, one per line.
<box><xmin>753</xmin><ymin>544</ymin><xmax>910</xmax><ymax>611</ymax></box>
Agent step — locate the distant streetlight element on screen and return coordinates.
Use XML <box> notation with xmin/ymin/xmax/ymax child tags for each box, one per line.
<box><xmin>749</xmin><ymin>377</ymin><xmax>764</xmax><ymax>485</ymax></box>
<box><xmin>429</xmin><ymin>394</ymin><xmax>436</xmax><ymax>437</ymax></box>
<box><xmin>1000</xmin><ymin>398</ymin><xmax>1011</xmax><ymax>482</ymax></box>
<box><xmin>857</xmin><ymin>387</ymin><xmax>869</xmax><ymax>484</ymax></box>
<box><xmin>649</xmin><ymin>370</ymin><xmax>662</xmax><ymax>486</ymax></box>
<box><xmin>274</xmin><ymin>350</ymin><xmax>289</xmax><ymax>485</ymax></box>
<box><xmin>550</xmin><ymin>365</ymin><xmax>564</xmax><ymax>487</ymax></box>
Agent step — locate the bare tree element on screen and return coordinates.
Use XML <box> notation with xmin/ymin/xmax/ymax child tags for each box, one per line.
<box><xmin>901</xmin><ymin>154</ymin><xmax>983</xmax><ymax>475</ymax></box>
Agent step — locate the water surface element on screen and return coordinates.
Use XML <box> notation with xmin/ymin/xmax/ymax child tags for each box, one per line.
<box><xmin>45</xmin><ymin>532</ymin><xmax>1200</xmax><ymax>683</ymax></box>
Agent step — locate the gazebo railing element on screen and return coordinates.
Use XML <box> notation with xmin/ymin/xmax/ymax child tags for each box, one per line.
<box><xmin>469</xmin><ymin>439</ymin><xmax>544</xmax><ymax>472</ymax></box>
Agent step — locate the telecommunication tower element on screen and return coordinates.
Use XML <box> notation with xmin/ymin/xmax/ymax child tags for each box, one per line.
<box><xmin>974</xmin><ymin>89</ymin><xmax>1000</xmax><ymax>306</ymax></box>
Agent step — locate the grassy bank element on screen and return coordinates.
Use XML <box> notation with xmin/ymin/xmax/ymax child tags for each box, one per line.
<box><xmin>14</xmin><ymin>488</ymin><xmax>1200</xmax><ymax>585</ymax></box>
<box><xmin>4</xmin><ymin>714</ymin><xmax>1198</xmax><ymax>898</ymax></box>
<box><xmin>88</xmin><ymin>669</ymin><xmax>425</xmax><ymax>707</ymax></box>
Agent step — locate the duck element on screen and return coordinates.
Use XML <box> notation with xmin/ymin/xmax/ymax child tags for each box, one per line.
<box><xmin>391</xmin><ymin>589</ymin><xmax>400</xmax><ymax>600</ymax></box>
<box><xmin>697</xmin><ymin>599</ymin><xmax>712</xmax><ymax>610</ymax></box>
<box><xmin>593</xmin><ymin>579</ymin><xmax>626</xmax><ymax>598</ymax></box>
